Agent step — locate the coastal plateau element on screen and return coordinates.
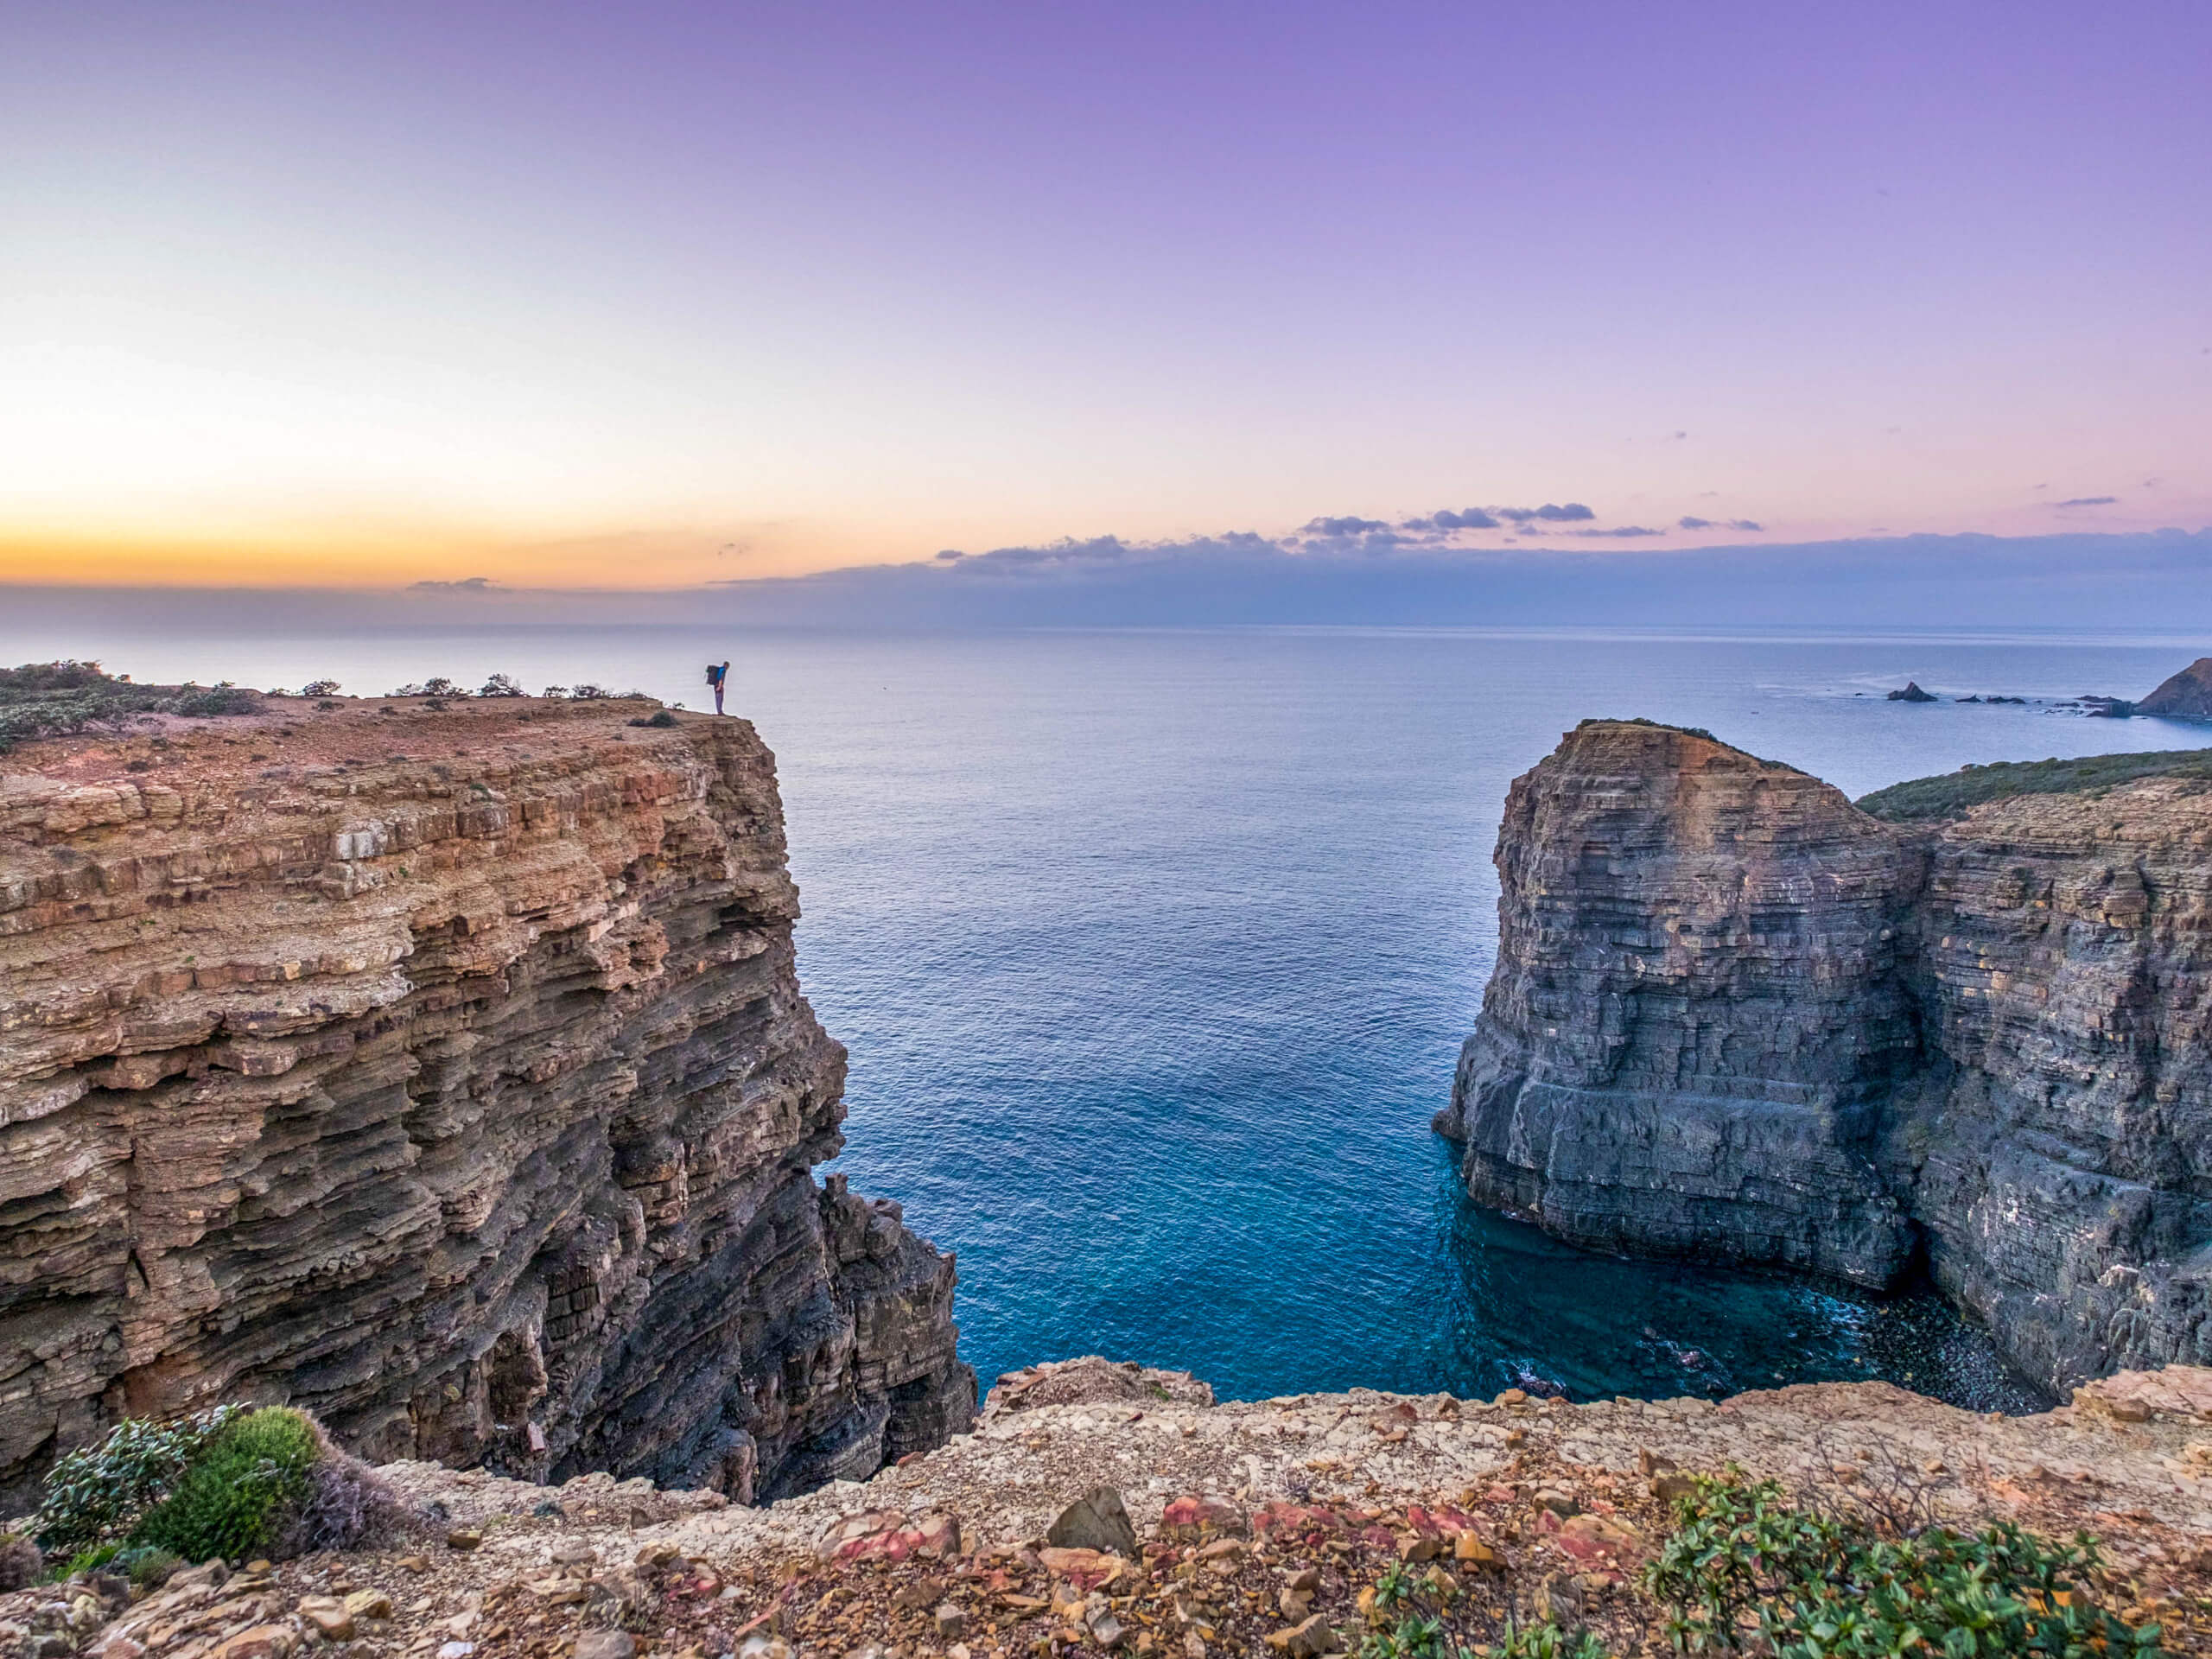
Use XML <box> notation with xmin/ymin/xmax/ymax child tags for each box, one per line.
<box><xmin>0</xmin><ymin>695</ymin><xmax>975</xmax><ymax>1512</ymax></box>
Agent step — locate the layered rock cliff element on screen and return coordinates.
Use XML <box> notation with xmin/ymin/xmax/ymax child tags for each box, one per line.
<box><xmin>1440</xmin><ymin>720</ymin><xmax>2212</xmax><ymax>1393</ymax></box>
<box><xmin>0</xmin><ymin>696</ymin><xmax>975</xmax><ymax>1511</ymax></box>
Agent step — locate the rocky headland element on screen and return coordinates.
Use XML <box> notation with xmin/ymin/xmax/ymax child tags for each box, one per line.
<box><xmin>1439</xmin><ymin>719</ymin><xmax>2212</xmax><ymax>1395</ymax></box>
<box><xmin>0</xmin><ymin>693</ymin><xmax>975</xmax><ymax>1513</ymax></box>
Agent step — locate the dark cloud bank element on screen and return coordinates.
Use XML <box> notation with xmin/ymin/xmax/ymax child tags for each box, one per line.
<box><xmin>702</xmin><ymin>527</ymin><xmax>2212</xmax><ymax>629</ymax></box>
<box><xmin>7</xmin><ymin>530</ymin><xmax>2211</xmax><ymax>633</ymax></box>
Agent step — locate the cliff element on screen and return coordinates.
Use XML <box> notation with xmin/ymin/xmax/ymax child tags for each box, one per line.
<box><xmin>1440</xmin><ymin>720</ymin><xmax>2212</xmax><ymax>1393</ymax></box>
<box><xmin>0</xmin><ymin>695</ymin><xmax>975</xmax><ymax>1511</ymax></box>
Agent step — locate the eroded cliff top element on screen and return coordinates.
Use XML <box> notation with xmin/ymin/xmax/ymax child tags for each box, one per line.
<box><xmin>13</xmin><ymin>1365</ymin><xmax>2209</xmax><ymax>1659</ymax></box>
<box><xmin>1855</xmin><ymin>745</ymin><xmax>2212</xmax><ymax>822</ymax></box>
<box><xmin>2</xmin><ymin>690</ymin><xmax>704</xmax><ymax>834</ymax></box>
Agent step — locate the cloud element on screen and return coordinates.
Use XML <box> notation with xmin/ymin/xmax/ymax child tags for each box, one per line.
<box><xmin>1678</xmin><ymin>516</ymin><xmax>1764</xmax><ymax>531</ymax></box>
<box><xmin>408</xmin><ymin>576</ymin><xmax>495</xmax><ymax>591</ymax></box>
<box><xmin>1300</xmin><ymin>515</ymin><xmax>1389</xmax><ymax>536</ymax></box>
<box><xmin>935</xmin><ymin>550</ymin><xmax>964</xmax><ymax>561</ymax></box>
<box><xmin>2053</xmin><ymin>496</ymin><xmax>2118</xmax><ymax>508</ymax></box>
<box><xmin>1571</xmin><ymin>525</ymin><xmax>1665</xmax><ymax>537</ymax></box>
<box><xmin>1401</xmin><ymin>507</ymin><xmax>1503</xmax><ymax>531</ymax></box>
<box><xmin>1495</xmin><ymin>503</ymin><xmax>1596</xmax><ymax>523</ymax></box>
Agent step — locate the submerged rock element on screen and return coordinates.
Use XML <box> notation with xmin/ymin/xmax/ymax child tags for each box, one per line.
<box><xmin>1886</xmin><ymin>681</ymin><xmax>1938</xmax><ymax>702</ymax></box>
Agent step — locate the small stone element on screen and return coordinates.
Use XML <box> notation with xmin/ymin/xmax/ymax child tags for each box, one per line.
<box><xmin>296</xmin><ymin>1598</ymin><xmax>356</xmax><ymax>1641</ymax></box>
<box><xmin>736</xmin><ymin>1638</ymin><xmax>793</xmax><ymax>1659</ymax></box>
<box><xmin>447</xmin><ymin>1529</ymin><xmax>483</xmax><ymax>1552</ymax></box>
<box><xmin>1923</xmin><ymin>1459</ymin><xmax>1948</xmax><ymax>1475</ymax></box>
<box><xmin>211</xmin><ymin>1625</ymin><xmax>296</xmax><ymax>1659</ymax></box>
<box><xmin>1196</xmin><ymin>1539</ymin><xmax>1246</xmax><ymax>1563</ymax></box>
<box><xmin>1398</xmin><ymin>1535</ymin><xmax>1443</xmax><ymax>1564</ymax></box>
<box><xmin>89</xmin><ymin>1638</ymin><xmax>144</xmax><ymax>1659</ymax></box>
<box><xmin>1047</xmin><ymin>1487</ymin><xmax>1139</xmax><ymax>1556</ymax></box>
<box><xmin>1650</xmin><ymin>1473</ymin><xmax>1697</xmax><ymax>1505</ymax></box>
<box><xmin>1284</xmin><ymin>1567</ymin><xmax>1319</xmax><ymax>1593</ymax></box>
<box><xmin>1085</xmin><ymin>1607</ymin><xmax>1128</xmax><ymax>1650</ymax></box>
<box><xmin>550</xmin><ymin>1541</ymin><xmax>597</xmax><ymax>1567</ymax></box>
<box><xmin>435</xmin><ymin>1646</ymin><xmax>475</xmax><ymax>1659</ymax></box>
<box><xmin>345</xmin><ymin>1591</ymin><xmax>394</xmax><ymax>1621</ymax></box>
<box><xmin>396</xmin><ymin>1555</ymin><xmax>432</xmax><ymax>1574</ymax></box>
<box><xmin>933</xmin><ymin>1604</ymin><xmax>967</xmax><ymax>1638</ymax></box>
<box><xmin>1452</xmin><ymin>1532</ymin><xmax>1500</xmax><ymax>1567</ymax></box>
<box><xmin>1533</xmin><ymin>1488</ymin><xmax>1579</xmax><ymax>1516</ymax></box>
<box><xmin>1277</xmin><ymin>1587</ymin><xmax>1312</xmax><ymax>1619</ymax></box>
<box><xmin>574</xmin><ymin>1635</ymin><xmax>636</xmax><ymax>1659</ymax></box>
<box><xmin>245</xmin><ymin>1561</ymin><xmax>274</xmax><ymax>1576</ymax></box>
<box><xmin>1262</xmin><ymin>1614</ymin><xmax>1333</xmax><ymax>1657</ymax></box>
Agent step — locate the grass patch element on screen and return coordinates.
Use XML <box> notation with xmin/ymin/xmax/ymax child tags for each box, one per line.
<box><xmin>0</xmin><ymin>661</ymin><xmax>263</xmax><ymax>755</ymax></box>
<box><xmin>1855</xmin><ymin>749</ymin><xmax>2212</xmax><ymax>822</ymax></box>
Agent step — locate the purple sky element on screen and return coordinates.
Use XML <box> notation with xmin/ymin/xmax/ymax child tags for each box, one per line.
<box><xmin>3</xmin><ymin>0</ymin><xmax>2207</xmax><ymax>588</ymax></box>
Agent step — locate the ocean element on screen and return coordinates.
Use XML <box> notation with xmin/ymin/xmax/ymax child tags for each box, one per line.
<box><xmin>11</xmin><ymin>620</ymin><xmax>2210</xmax><ymax>1410</ymax></box>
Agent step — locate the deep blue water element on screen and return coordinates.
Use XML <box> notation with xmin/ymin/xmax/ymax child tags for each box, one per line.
<box><xmin>12</xmin><ymin>620</ymin><xmax>2212</xmax><ymax>1410</ymax></box>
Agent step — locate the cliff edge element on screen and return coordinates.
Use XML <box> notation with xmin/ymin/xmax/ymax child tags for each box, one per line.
<box><xmin>1440</xmin><ymin>719</ymin><xmax>2212</xmax><ymax>1394</ymax></box>
<box><xmin>0</xmin><ymin>694</ymin><xmax>975</xmax><ymax>1510</ymax></box>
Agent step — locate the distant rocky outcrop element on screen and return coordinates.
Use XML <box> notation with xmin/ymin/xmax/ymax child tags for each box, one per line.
<box><xmin>0</xmin><ymin>698</ymin><xmax>975</xmax><ymax>1510</ymax></box>
<box><xmin>2137</xmin><ymin>657</ymin><xmax>2212</xmax><ymax>718</ymax></box>
<box><xmin>1439</xmin><ymin>720</ymin><xmax>2212</xmax><ymax>1393</ymax></box>
<box><xmin>1886</xmin><ymin>682</ymin><xmax>1938</xmax><ymax>702</ymax></box>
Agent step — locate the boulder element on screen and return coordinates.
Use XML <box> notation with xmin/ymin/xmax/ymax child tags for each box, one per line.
<box><xmin>1046</xmin><ymin>1486</ymin><xmax>1138</xmax><ymax>1556</ymax></box>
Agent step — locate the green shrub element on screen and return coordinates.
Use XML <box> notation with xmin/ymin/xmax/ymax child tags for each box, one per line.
<box><xmin>1642</xmin><ymin>1472</ymin><xmax>2158</xmax><ymax>1656</ymax></box>
<box><xmin>1484</xmin><ymin>1624</ymin><xmax>1611</xmax><ymax>1659</ymax></box>
<box><xmin>60</xmin><ymin>1542</ymin><xmax>119</xmax><ymax>1580</ymax></box>
<box><xmin>34</xmin><ymin>1405</ymin><xmax>244</xmax><ymax>1558</ymax></box>
<box><xmin>128</xmin><ymin>1408</ymin><xmax>320</xmax><ymax>1564</ymax></box>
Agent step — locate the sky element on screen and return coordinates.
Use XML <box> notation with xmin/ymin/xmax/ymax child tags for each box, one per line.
<box><xmin>3</xmin><ymin>0</ymin><xmax>2209</xmax><ymax>594</ymax></box>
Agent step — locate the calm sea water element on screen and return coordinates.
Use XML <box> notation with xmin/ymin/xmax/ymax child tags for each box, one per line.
<box><xmin>12</xmin><ymin>620</ymin><xmax>2211</xmax><ymax>1411</ymax></box>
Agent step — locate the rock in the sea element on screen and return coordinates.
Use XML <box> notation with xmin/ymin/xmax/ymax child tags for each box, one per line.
<box><xmin>1886</xmin><ymin>681</ymin><xmax>1938</xmax><ymax>702</ymax></box>
<box><xmin>2136</xmin><ymin>656</ymin><xmax>2212</xmax><ymax>718</ymax></box>
<box><xmin>1047</xmin><ymin>1486</ymin><xmax>1139</xmax><ymax>1556</ymax></box>
<box><xmin>1440</xmin><ymin>719</ymin><xmax>2212</xmax><ymax>1391</ymax></box>
<box><xmin>0</xmin><ymin>699</ymin><xmax>975</xmax><ymax>1508</ymax></box>
<box><xmin>983</xmin><ymin>1356</ymin><xmax>1213</xmax><ymax>1421</ymax></box>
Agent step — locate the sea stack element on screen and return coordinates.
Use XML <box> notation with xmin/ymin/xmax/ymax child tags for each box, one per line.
<box><xmin>0</xmin><ymin>696</ymin><xmax>975</xmax><ymax>1509</ymax></box>
<box><xmin>2136</xmin><ymin>657</ymin><xmax>2212</xmax><ymax>718</ymax></box>
<box><xmin>1439</xmin><ymin>718</ymin><xmax>2212</xmax><ymax>1393</ymax></box>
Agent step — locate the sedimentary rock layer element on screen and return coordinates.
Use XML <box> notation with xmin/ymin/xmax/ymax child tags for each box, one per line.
<box><xmin>0</xmin><ymin>698</ymin><xmax>974</xmax><ymax>1510</ymax></box>
<box><xmin>1440</xmin><ymin>720</ymin><xmax>2212</xmax><ymax>1391</ymax></box>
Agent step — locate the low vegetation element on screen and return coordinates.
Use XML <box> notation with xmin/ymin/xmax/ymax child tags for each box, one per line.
<box><xmin>0</xmin><ymin>661</ymin><xmax>263</xmax><ymax>754</ymax></box>
<box><xmin>1856</xmin><ymin>749</ymin><xmax>2212</xmax><ymax>822</ymax></box>
<box><xmin>32</xmin><ymin>1406</ymin><xmax>401</xmax><ymax>1578</ymax></box>
<box><xmin>1642</xmin><ymin>1472</ymin><xmax>2153</xmax><ymax>1658</ymax></box>
<box><xmin>1346</xmin><ymin>1471</ymin><xmax>2157</xmax><ymax>1659</ymax></box>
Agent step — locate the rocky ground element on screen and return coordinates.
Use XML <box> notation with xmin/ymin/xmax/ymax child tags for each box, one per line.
<box><xmin>10</xmin><ymin>1359</ymin><xmax>2212</xmax><ymax>1659</ymax></box>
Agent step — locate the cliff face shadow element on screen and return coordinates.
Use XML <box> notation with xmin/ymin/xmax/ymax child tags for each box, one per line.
<box><xmin>1421</xmin><ymin>1145</ymin><xmax>2050</xmax><ymax>1414</ymax></box>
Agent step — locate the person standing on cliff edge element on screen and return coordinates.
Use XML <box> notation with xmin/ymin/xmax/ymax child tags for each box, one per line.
<box><xmin>706</xmin><ymin>659</ymin><xmax>730</xmax><ymax>715</ymax></box>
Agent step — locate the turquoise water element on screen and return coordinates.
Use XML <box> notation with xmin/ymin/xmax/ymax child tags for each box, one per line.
<box><xmin>12</xmin><ymin>620</ymin><xmax>2210</xmax><ymax>1409</ymax></box>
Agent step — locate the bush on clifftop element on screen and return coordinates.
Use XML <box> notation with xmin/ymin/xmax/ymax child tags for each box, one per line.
<box><xmin>0</xmin><ymin>662</ymin><xmax>264</xmax><ymax>754</ymax></box>
<box><xmin>33</xmin><ymin>1405</ymin><xmax>405</xmax><ymax>1571</ymax></box>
